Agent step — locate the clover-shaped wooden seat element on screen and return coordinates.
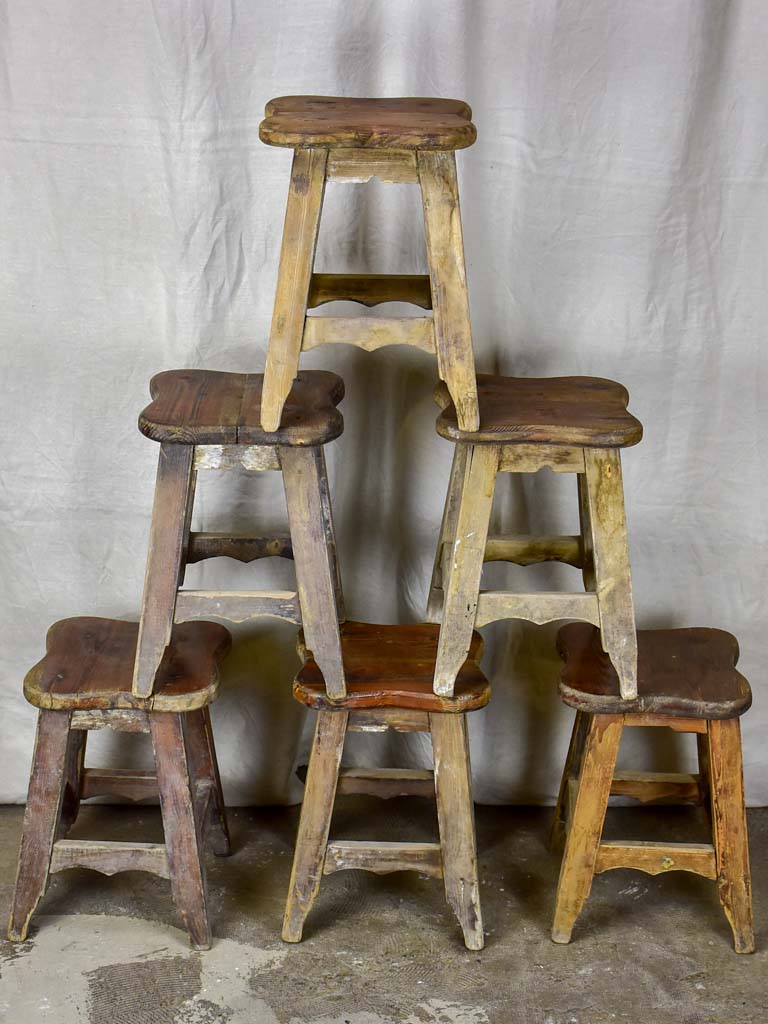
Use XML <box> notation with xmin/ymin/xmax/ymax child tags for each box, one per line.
<box><xmin>435</xmin><ymin>373</ymin><xmax>643</xmax><ymax>448</ymax></box>
<box><xmin>260</xmin><ymin>95</ymin><xmax>476</xmax><ymax>150</ymax></box>
<box><xmin>138</xmin><ymin>369</ymin><xmax>345</xmax><ymax>447</ymax></box>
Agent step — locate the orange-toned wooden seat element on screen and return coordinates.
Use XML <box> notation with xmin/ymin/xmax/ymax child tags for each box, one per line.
<box><xmin>258</xmin><ymin>94</ymin><xmax>480</xmax><ymax>435</ymax></box>
<box><xmin>283</xmin><ymin>621</ymin><xmax>488</xmax><ymax>951</ymax></box>
<box><xmin>294</xmin><ymin>621</ymin><xmax>489</xmax><ymax>713</ymax></box>
<box><xmin>435</xmin><ymin>374</ymin><xmax>643</xmax><ymax>448</ymax></box>
<box><xmin>427</xmin><ymin>373</ymin><xmax>642</xmax><ymax>701</ymax></box>
<box><xmin>260</xmin><ymin>96</ymin><xmax>476</xmax><ymax>150</ymax></box>
<box><xmin>9</xmin><ymin>617</ymin><xmax>232</xmax><ymax>949</ymax></box>
<box><xmin>551</xmin><ymin>624</ymin><xmax>754</xmax><ymax>953</ymax></box>
<box><xmin>139</xmin><ymin>369</ymin><xmax>344</xmax><ymax>447</ymax></box>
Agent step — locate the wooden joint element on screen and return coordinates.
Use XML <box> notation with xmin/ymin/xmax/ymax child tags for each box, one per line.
<box><xmin>594</xmin><ymin>840</ymin><xmax>717</xmax><ymax>879</ymax></box>
<box><xmin>347</xmin><ymin>709</ymin><xmax>431</xmax><ymax>733</ymax></box>
<box><xmin>187</xmin><ymin>532</ymin><xmax>293</xmax><ymax>564</ymax></box>
<box><xmin>193</xmin><ymin>445</ymin><xmax>281</xmax><ymax>472</ymax></box>
<box><xmin>499</xmin><ymin>445</ymin><xmax>586</xmax><ymax>474</ymax></box>
<box><xmin>50</xmin><ymin>840</ymin><xmax>170</xmax><ymax>879</ymax></box>
<box><xmin>610</xmin><ymin>770</ymin><xmax>705</xmax><ymax>805</ymax></box>
<box><xmin>484</xmin><ymin>534</ymin><xmax>582</xmax><ymax>568</ymax></box>
<box><xmin>324</xmin><ymin>840</ymin><xmax>443</xmax><ymax>878</ymax></box>
<box><xmin>80</xmin><ymin>768</ymin><xmax>158</xmax><ymax>802</ymax></box>
<box><xmin>302</xmin><ymin>315</ymin><xmax>436</xmax><ymax>354</ymax></box>
<box><xmin>326</xmin><ymin>148</ymin><xmax>419</xmax><ymax>183</ymax></box>
<box><xmin>175</xmin><ymin>590</ymin><xmax>302</xmax><ymax>625</ymax></box>
<box><xmin>474</xmin><ymin>591</ymin><xmax>600</xmax><ymax>628</ymax></box>
<box><xmin>623</xmin><ymin>715</ymin><xmax>708</xmax><ymax>734</ymax></box>
<box><xmin>70</xmin><ymin>709</ymin><xmax>150</xmax><ymax>733</ymax></box>
<box><xmin>308</xmin><ymin>273</ymin><xmax>432</xmax><ymax>310</ymax></box>
<box><xmin>337</xmin><ymin>767</ymin><xmax>435</xmax><ymax>799</ymax></box>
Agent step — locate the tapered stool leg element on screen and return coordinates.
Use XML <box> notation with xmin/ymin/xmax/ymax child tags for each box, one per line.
<box><xmin>283</xmin><ymin>711</ymin><xmax>348</xmax><ymax>942</ymax></box>
<box><xmin>551</xmin><ymin>714</ymin><xmax>623</xmax><ymax>944</ymax></box>
<box><xmin>418</xmin><ymin>151</ymin><xmax>479</xmax><ymax>433</ymax></box>
<box><xmin>431</xmin><ymin>713</ymin><xmax>484</xmax><ymax>950</ymax></box>
<box><xmin>708</xmin><ymin>719</ymin><xmax>754</xmax><ymax>953</ymax></box>
<box><xmin>133</xmin><ymin>444</ymin><xmax>195</xmax><ymax>697</ymax></box>
<box><xmin>185</xmin><ymin>708</ymin><xmax>231</xmax><ymax>857</ymax></box>
<box><xmin>151</xmin><ymin>712</ymin><xmax>211</xmax><ymax>950</ymax></box>
<box><xmin>281</xmin><ymin>446</ymin><xmax>345</xmax><ymax>698</ymax></box>
<box><xmin>584</xmin><ymin>450</ymin><xmax>637</xmax><ymax>699</ymax></box>
<box><xmin>262</xmin><ymin>148</ymin><xmax>328</xmax><ymax>432</ymax></box>
<box><xmin>8</xmin><ymin>710</ymin><xmax>71</xmax><ymax>941</ymax></box>
<box><xmin>549</xmin><ymin>710</ymin><xmax>589</xmax><ymax>851</ymax></box>
<box><xmin>427</xmin><ymin>444</ymin><xmax>470</xmax><ymax>622</ymax></box>
<box><xmin>58</xmin><ymin>727</ymin><xmax>87</xmax><ymax>838</ymax></box>
<box><xmin>433</xmin><ymin>444</ymin><xmax>498</xmax><ymax>695</ymax></box>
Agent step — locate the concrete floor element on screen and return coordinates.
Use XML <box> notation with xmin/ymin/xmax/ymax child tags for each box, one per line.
<box><xmin>0</xmin><ymin>801</ymin><xmax>766</xmax><ymax>1023</ymax></box>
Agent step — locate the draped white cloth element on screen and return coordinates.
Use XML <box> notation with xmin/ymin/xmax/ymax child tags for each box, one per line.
<box><xmin>1</xmin><ymin>0</ymin><xmax>766</xmax><ymax>804</ymax></box>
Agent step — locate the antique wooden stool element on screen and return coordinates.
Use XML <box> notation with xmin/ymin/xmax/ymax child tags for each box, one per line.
<box><xmin>283</xmin><ymin>621</ymin><xmax>489</xmax><ymax>950</ymax></box>
<box><xmin>133</xmin><ymin>368</ymin><xmax>347</xmax><ymax>698</ymax></box>
<box><xmin>427</xmin><ymin>373</ymin><xmax>643</xmax><ymax>699</ymax></box>
<box><xmin>258</xmin><ymin>95</ymin><xmax>480</xmax><ymax>433</ymax></box>
<box><xmin>551</xmin><ymin>623</ymin><xmax>754</xmax><ymax>953</ymax></box>
<box><xmin>8</xmin><ymin>616</ymin><xmax>231</xmax><ymax>949</ymax></box>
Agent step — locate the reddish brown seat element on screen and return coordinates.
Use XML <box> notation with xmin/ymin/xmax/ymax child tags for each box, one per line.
<box><xmin>294</xmin><ymin>621</ymin><xmax>490</xmax><ymax>712</ymax></box>
<box><xmin>138</xmin><ymin>369</ymin><xmax>344</xmax><ymax>446</ymax></box>
<box><xmin>260</xmin><ymin>95</ymin><xmax>476</xmax><ymax>150</ymax></box>
<box><xmin>557</xmin><ymin>623</ymin><xmax>751</xmax><ymax>719</ymax></box>
<box><xmin>435</xmin><ymin>374</ymin><xmax>643</xmax><ymax>448</ymax></box>
<box><xmin>24</xmin><ymin>617</ymin><xmax>232</xmax><ymax>712</ymax></box>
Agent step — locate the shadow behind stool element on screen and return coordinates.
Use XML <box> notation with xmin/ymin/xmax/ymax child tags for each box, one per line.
<box><xmin>8</xmin><ymin>617</ymin><xmax>232</xmax><ymax>950</ymax></box>
<box><xmin>551</xmin><ymin>623</ymin><xmax>754</xmax><ymax>953</ymax></box>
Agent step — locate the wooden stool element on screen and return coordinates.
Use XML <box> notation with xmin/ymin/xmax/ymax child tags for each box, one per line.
<box><xmin>551</xmin><ymin>623</ymin><xmax>754</xmax><ymax>953</ymax></box>
<box><xmin>282</xmin><ymin>622</ymin><xmax>490</xmax><ymax>950</ymax></box>
<box><xmin>427</xmin><ymin>373</ymin><xmax>643</xmax><ymax>699</ymax></box>
<box><xmin>134</xmin><ymin>367</ymin><xmax>347</xmax><ymax>698</ymax></box>
<box><xmin>258</xmin><ymin>95</ymin><xmax>480</xmax><ymax>433</ymax></box>
<box><xmin>8</xmin><ymin>617</ymin><xmax>232</xmax><ymax>950</ymax></box>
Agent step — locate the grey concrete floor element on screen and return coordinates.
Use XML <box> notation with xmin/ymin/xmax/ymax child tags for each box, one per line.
<box><xmin>0</xmin><ymin>801</ymin><xmax>766</xmax><ymax>1023</ymax></box>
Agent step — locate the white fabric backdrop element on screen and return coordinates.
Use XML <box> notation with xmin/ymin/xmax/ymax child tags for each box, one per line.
<box><xmin>1</xmin><ymin>0</ymin><xmax>766</xmax><ymax>805</ymax></box>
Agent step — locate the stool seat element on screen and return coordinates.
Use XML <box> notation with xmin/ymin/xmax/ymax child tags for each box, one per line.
<box><xmin>557</xmin><ymin>623</ymin><xmax>751</xmax><ymax>719</ymax></box>
<box><xmin>260</xmin><ymin>95</ymin><xmax>476</xmax><ymax>150</ymax></box>
<box><xmin>138</xmin><ymin>369</ymin><xmax>345</xmax><ymax>446</ymax></box>
<box><xmin>24</xmin><ymin>617</ymin><xmax>232</xmax><ymax>712</ymax></box>
<box><xmin>435</xmin><ymin>373</ymin><xmax>643</xmax><ymax>448</ymax></box>
<box><xmin>294</xmin><ymin>621</ymin><xmax>490</xmax><ymax>712</ymax></box>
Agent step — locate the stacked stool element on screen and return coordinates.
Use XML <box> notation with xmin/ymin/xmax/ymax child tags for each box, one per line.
<box><xmin>8</xmin><ymin>616</ymin><xmax>231</xmax><ymax>949</ymax></box>
<box><xmin>551</xmin><ymin>624</ymin><xmax>754</xmax><ymax>953</ymax></box>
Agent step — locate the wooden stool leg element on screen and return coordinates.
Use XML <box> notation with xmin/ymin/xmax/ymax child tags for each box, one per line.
<box><xmin>261</xmin><ymin>148</ymin><xmax>328</xmax><ymax>432</ymax></box>
<box><xmin>418</xmin><ymin>151</ymin><xmax>479</xmax><ymax>433</ymax></box>
<box><xmin>707</xmin><ymin>719</ymin><xmax>754</xmax><ymax>953</ymax></box>
<box><xmin>552</xmin><ymin>714</ymin><xmax>623</xmax><ymax>944</ymax></box>
<box><xmin>58</xmin><ymin>727</ymin><xmax>87</xmax><ymax>838</ymax></box>
<box><xmin>697</xmin><ymin>729</ymin><xmax>712</xmax><ymax>824</ymax></box>
<box><xmin>281</xmin><ymin>446</ymin><xmax>345</xmax><ymax>699</ymax></box>
<box><xmin>185</xmin><ymin>708</ymin><xmax>231</xmax><ymax>857</ymax></box>
<box><xmin>8</xmin><ymin>710</ymin><xmax>71</xmax><ymax>941</ymax></box>
<box><xmin>549</xmin><ymin>710</ymin><xmax>589</xmax><ymax>851</ymax></box>
<box><xmin>433</xmin><ymin>444</ymin><xmax>498</xmax><ymax>695</ymax></box>
<box><xmin>583</xmin><ymin>450</ymin><xmax>637</xmax><ymax>699</ymax></box>
<box><xmin>151</xmin><ymin>712</ymin><xmax>211</xmax><ymax>950</ymax></box>
<box><xmin>426</xmin><ymin>444</ymin><xmax>470</xmax><ymax>622</ymax></box>
<box><xmin>577</xmin><ymin>474</ymin><xmax>596</xmax><ymax>591</ymax></box>
<box><xmin>430</xmin><ymin>713</ymin><xmax>484</xmax><ymax>950</ymax></box>
<box><xmin>133</xmin><ymin>443</ymin><xmax>195</xmax><ymax>698</ymax></box>
<box><xmin>282</xmin><ymin>711</ymin><xmax>348</xmax><ymax>943</ymax></box>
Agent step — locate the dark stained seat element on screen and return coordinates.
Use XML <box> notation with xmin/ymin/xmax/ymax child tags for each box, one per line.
<box><xmin>435</xmin><ymin>373</ymin><xmax>643</xmax><ymax>448</ymax></box>
<box><xmin>138</xmin><ymin>369</ymin><xmax>345</xmax><ymax>446</ymax></box>
<box><xmin>294</xmin><ymin>621</ymin><xmax>490</xmax><ymax>713</ymax></box>
<box><xmin>24</xmin><ymin>617</ymin><xmax>232</xmax><ymax>712</ymax></box>
<box><xmin>260</xmin><ymin>95</ymin><xmax>476</xmax><ymax>150</ymax></box>
<box><xmin>556</xmin><ymin>623</ymin><xmax>751</xmax><ymax>719</ymax></box>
